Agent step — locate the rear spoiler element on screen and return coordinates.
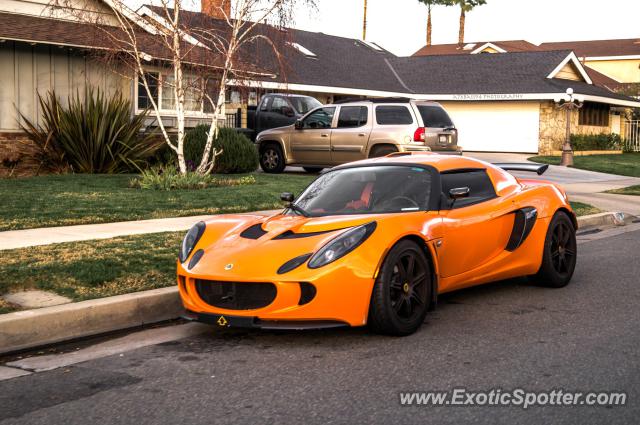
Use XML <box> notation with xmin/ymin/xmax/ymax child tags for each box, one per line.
<box><xmin>494</xmin><ymin>163</ymin><xmax>549</xmax><ymax>176</ymax></box>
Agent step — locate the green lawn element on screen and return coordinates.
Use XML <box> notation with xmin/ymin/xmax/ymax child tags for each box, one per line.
<box><xmin>528</xmin><ymin>153</ymin><xmax>640</xmax><ymax>177</ymax></box>
<box><xmin>0</xmin><ymin>232</ymin><xmax>184</xmax><ymax>312</ymax></box>
<box><xmin>0</xmin><ymin>173</ymin><xmax>314</xmax><ymax>231</ymax></box>
<box><xmin>606</xmin><ymin>185</ymin><xmax>640</xmax><ymax>196</ymax></box>
<box><xmin>570</xmin><ymin>201</ymin><xmax>602</xmax><ymax>217</ymax></box>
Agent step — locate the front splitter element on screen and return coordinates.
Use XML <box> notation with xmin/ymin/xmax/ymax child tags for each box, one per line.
<box><xmin>183</xmin><ymin>310</ymin><xmax>349</xmax><ymax>330</ymax></box>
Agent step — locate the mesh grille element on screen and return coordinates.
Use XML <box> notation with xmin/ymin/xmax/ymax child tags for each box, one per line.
<box><xmin>195</xmin><ymin>280</ymin><xmax>277</xmax><ymax>310</ymax></box>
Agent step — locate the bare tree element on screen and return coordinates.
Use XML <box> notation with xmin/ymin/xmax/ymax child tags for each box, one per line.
<box><xmin>48</xmin><ymin>0</ymin><xmax>312</xmax><ymax>174</ymax></box>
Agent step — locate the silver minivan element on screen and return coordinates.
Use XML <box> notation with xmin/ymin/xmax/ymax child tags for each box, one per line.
<box><xmin>256</xmin><ymin>98</ymin><xmax>460</xmax><ymax>173</ymax></box>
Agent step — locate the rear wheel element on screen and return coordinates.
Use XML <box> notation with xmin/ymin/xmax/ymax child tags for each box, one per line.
<box><xmin>259</xmin><ymin>143</ymin><xmax>285</xmax><ymax>173</ymax></box>
<box><xmin>368</xmin><ymin>240</ymin><xmax>432</xmax><ymax>336</ymax></box>
<box><xmin>531</xmin><ymin>211</ymin><xmax>577</xmax><ymax>288</ymax></box>
<box><xmin>302</xmin><ymin>167</ymin><xmax>323</xmax><ymax>173</ymax></box>
<box><xmin>369</xmin><ymin>145</ymin><xmax>397</xmax><ymax>158</ymax></box>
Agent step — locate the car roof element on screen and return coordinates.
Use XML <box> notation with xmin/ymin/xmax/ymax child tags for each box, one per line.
<box><xmin>333</xmin><ymin>152</ymin><xmax>498</xmax><ymax>173</ymax></box>
<box><xmin>327</xmin><ymin>99</ymin><xmax>442</xmax><ymax>107</ymax></box>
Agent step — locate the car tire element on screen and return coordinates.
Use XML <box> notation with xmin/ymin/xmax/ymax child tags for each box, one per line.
<box><xmin>530</xmin><ymin>211</ymin><xmax>577</xmax><ymax>288</ymax></box>
<box><xmin>302</xmin><ymin>167</ymin><xmax>323</xmax><ymax>173</ymax></box>
<box><xmin>369</xmin><ymin>145</ymin><xmax>397</xmax><ymax>158</ymax></box>
<box><xmin>259</xmin><ymin>143</ymin><xmax>286</xmax><ymax>173</ymax></box>
<box><xmin>368</xmin><ymin>240</ymin><xmax>432</xmax><ymax>336</ymax></box>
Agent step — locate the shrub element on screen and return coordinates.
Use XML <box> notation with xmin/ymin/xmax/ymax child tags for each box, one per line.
<box><xmin>130</xmin><ymin>165</ymin><xmax>256</xmax><ymax>190</ymax></box>
<box><xmin>184</xmin><ymin>125</ymin><xmax>258</xmax><ymax>173</ymax></box>
<box><xmin>19</xmin><ymin>88</ymin><xmax>162</xmax><ymax>173</ymax></box>
<box><xmin>570</xmin><ymin>133</ymin><xmax>622</xmax><ymax>151</ymax></box>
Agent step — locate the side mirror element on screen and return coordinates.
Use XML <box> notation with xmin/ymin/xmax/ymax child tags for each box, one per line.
<box><xmin>280</xmin><ymin>192</ymin><xmax>294</xmax><ymax>203</ymax></box>
<box><xmin>449</xmin><ymin>187</ymin><xmax>470</xmax><ymax>199</ymax></box>
<box><xmin>294</xmin><ymin>119</ymin><xmax>303</xmax><ymax>130</ymax></box>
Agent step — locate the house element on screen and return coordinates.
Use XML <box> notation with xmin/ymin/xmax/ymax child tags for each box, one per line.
<box><xmin>413</xmin><ymin>40</ymin><xmax>543</xmax><ymax>56</ymax></box>
<box><xmin>539</xmin><ymin>39</ymin><xmax>640</xmax><ymax>88</ymax></box>
<box><xmin>1</xmin><ymin>0</ymin><xmax>639</xmax><ymax>176</ymax></box>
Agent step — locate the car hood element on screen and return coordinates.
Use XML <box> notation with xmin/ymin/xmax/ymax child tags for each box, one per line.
<box><xmin>183</xmin><ymin>212</ymin><xmax>383</xmax><ymax>280</ymax></box>
<box><xmin>257</xmin><ymin>125</ymin><xmax>293</xmax><ymax>138</ymax></box>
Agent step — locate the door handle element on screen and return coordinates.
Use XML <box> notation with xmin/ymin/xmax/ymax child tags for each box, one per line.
<box><xmin>321</xmin><ymin>134</ymin><xmax>329</xmax><ymax>137</ymax></box>
<box><xmin>358</xmin><ymin>133</ymin><xmax>366</xmax><ymax>137</ymax></box>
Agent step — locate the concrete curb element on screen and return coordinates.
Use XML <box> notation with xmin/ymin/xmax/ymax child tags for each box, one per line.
<box><xmin>0</xmin><ymin>287</ymin><xmax>181</xmax><ymax>355</ymax></box>
<box><xmin>1</xmin><ymin>210</ymin><xmax>636</xmax><ymax>355</ymax></box>
<box><xmin>577</xmin><ymin>211</ymin><xmax>636</xmax><ymax>229</ymax></box>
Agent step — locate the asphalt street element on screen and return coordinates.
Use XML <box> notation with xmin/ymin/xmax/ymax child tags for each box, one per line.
<box><xmin>1</xmin><ymin>226</ymin><xmax>639</xmax><ymax>425</ymax></box>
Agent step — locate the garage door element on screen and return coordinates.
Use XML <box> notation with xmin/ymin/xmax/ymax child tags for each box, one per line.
<box><xmin>439</xmin><ymin>102</ymin><xmax>540</xmax><ymax>153</ymax></box>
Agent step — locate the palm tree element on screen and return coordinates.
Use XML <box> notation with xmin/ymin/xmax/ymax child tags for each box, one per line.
<box><xmin>363</xmin><ymin>0</ymin><xmax>368</xmax><ymax>40</ymax></box>
<box><xmin>417</xmin><ymin>0</ymin><xmax>452</xmax><ymax>46</ymax></box>
<box><xmin>453</xmin><ymin>0</ymin><xmax>487</xmax><ymax>45</ymax></box>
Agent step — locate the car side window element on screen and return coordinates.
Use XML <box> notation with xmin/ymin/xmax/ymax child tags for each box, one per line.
<box><xmin>375</xmin><ymin>105</ymin><xmax>413</xmax><ymax>125</ymax></box>
<box><xmin>440</xmin><ymin>169</ymin><xmax>497</xmax><ymax>209</ymax></box>
<box><xmin>337</xmin><ymin>106</ymin><xmax>368</xmax><ymax>128</ymax></box>
<box><xmin>259</xmin><ymin>97</ymin><xmax>271</xmax><ymax>111</ymax></box>
<box><xmin>302</xmin><ymin>107</ymin><xmax>336</xmax><ymax>129</ymax></box>
<box><xmin>270</xmin><ymin>96</ymin><xmax>289</xmax><ymax>115</ymax></box>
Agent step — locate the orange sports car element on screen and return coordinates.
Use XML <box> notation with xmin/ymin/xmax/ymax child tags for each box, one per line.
<box><xmin>178</xmin><ymin>153</ymin><xmax>577</xmax><ymax>335</ymax></box>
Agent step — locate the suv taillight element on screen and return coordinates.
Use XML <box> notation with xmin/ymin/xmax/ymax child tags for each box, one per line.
<box><xmin>413</xmin><ymin>127</ymin><xmax>426</xmax><ymax>142</ymax></box>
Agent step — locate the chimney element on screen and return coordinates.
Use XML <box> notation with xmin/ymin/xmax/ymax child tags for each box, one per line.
<box><xmin>202</xmin><ymin>0</ymin><xmax>231</xmax><ymax>19</ymax></box>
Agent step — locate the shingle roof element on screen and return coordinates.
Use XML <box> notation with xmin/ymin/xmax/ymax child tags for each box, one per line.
<box><xmin>147</xmin><ymin>7</ymin><xmax>406</xmax><ymax>93</ymax></box>
<box><xmin>388</xmin><ymin>50</ymin><xmax>635</xmax><ymax>102</ymax></box>
<box><xmin>412</xmin><ymin>40</ymin><xmax>541</xmax><ymax>56</ymax></box>
<box><xmin>1</xmin><ymin>11</ymin><xmax>636</xmax><ymax>105</ymax></box>
<box><xmin>539</xmin><ymin>39</ymin><xmax>640</xmax><ymax>57</ymax></box>
<box><xmin>0</xmin><ymin>12</ymin><xmax>229</xmax><ymax>70</ymax></box>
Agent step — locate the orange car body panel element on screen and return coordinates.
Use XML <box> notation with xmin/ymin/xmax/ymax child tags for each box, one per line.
<box><xmin>177</xmin><ymin>153</ymin><xmax>574</xmax><ymax>327</ymax></box>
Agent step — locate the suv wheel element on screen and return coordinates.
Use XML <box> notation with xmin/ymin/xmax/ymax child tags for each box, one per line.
<box><xmin>369</xmin><ymin>145</ymin><xmax>397</xmax><ymax>158</ymax></box>
<box><xmin>259</xmin><ymin>144</ymin><xmax>285</xmax><ymax>173</ymax></box>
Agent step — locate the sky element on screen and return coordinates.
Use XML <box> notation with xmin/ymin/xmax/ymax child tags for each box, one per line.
<box><xmin>127</xmin><ymin>0</ymin><xmax>640</xmax><ymax>56</ymax></box>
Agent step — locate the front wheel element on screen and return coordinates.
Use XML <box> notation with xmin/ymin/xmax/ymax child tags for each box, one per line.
<box><xmin>368</xmin><ymin>240</ymin><xmax>432</xmax><ymax>336</ymax></box>
<box><xmin>259</xmin><ymin>144</ymin><xmax>286</xmax><ymax>173</ymax></box>
<box><xmin>530</xmin><ymin>211</ymin><xmax>577</xmax><ymax>288</ymax></box>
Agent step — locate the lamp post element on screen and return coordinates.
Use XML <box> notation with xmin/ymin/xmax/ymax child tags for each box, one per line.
<box><xmin>554</xmin><ymin>88</ymin><xmax>584</xmax><ymax>167</ymax></box>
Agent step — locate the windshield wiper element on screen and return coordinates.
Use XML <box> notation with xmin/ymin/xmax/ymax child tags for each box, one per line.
<box><xmin>288</xmin><ymin>203</ymin><xmax>310</xmax><ymax>217</ymax></box>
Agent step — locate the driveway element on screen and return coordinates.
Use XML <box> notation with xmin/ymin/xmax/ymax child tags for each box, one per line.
<box><xmin>465</xmin><ymin>152</ymin><xmax>640</xmax><ymax>215</ymax></box>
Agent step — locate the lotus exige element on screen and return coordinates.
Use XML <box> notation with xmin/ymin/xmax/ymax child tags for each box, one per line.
<box><xmin>177</xmin><ymin>153</ymin><xmax>577</xmax><ymax>335</ymax></box>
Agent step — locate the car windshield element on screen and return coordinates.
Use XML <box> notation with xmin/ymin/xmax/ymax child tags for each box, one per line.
<box><xmin>289</xmin><ymin>96</ymin><xmax>322</xmax><ymax>114</ymax></box>
<box><xmin>293</xmin><ymin>166</ymin><xmax>432</xmax><ymax>216</ymax></box>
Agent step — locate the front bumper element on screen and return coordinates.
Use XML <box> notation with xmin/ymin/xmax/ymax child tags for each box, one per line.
<box><xmin>183</xmin><ymin>309</ymin><xmax>349</xmax><ymax>330</ymax></box>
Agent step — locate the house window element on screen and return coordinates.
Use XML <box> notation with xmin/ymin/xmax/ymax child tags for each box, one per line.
<box><xmin>137</xmin><ymin>72</ymin><xmax>203</xmax><ymax>113</ymax></box>
<box><xmin>137</xmin><ymin>72</ymin><xmax>159</xmax><ymax>109</ymax></box>
<box><xmin>579</xmin><ymin>102</ymin><xmax>610</xmax><ymax>127</ymax></box>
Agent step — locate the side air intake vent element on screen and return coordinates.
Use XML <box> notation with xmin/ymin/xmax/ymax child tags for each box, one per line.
<box><xmin>240</xmin><ymin>223</ymin><xmax>268</xmax><ymax>240</ymax></box>
<box><xmin>506</xmin><ymin>207</ymin><xmax>538</xmax><ymax>251</ymax></box>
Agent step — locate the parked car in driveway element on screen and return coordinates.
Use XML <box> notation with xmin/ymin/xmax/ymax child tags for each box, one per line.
<box><xmin>246</xmin><ymin>93</ymin><xmax>322</xmax><ymax>140</ymax></box>
<box><xmin>256</xmin><ymin>98</ymin><xmax>460</xmax><ymax>173</ymax></box>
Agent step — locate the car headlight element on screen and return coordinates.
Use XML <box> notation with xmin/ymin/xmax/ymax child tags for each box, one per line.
<box><xmin>308</xmin><ymin>222</ymin><xmax>377</xmax><ymax>269</ymax></box>
<box><xmin>179</xmin><ymin>221</ymin><xmax>206</xmax><ymax>263</ymax></box>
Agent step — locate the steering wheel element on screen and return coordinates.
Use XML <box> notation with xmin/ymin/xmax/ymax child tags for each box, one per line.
<box><xmin>376</xmin><ymin>196</ymin><xmax>419</xmax><ymax>210</ymax></box>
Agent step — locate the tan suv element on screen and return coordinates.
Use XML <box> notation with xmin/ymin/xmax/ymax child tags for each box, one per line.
<box><xmin>256</xmin><ymin>98</ymin><xmax>460</xmax><ymax>173</ymax></box>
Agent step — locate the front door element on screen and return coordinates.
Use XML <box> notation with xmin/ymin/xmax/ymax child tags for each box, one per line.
<box><xmin>290</xmin><ymin>107</ymin><xmax>336</xmax><ymax>165</ymax></box>
<box><xmin>330</xmin><ymin>105</ymin><xmax>371</xmax><ymax>164</ymax></box>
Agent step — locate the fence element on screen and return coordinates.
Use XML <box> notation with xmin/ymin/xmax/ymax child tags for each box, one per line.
<box><xmin>224</xmin><ymin>108</ymin><xmax>241</xmax><ymax>128</ymax></box>
<box><xmin>626</xmin><ymin>120</ymin><xmax>640</xmax><ymax>152</ymax></box>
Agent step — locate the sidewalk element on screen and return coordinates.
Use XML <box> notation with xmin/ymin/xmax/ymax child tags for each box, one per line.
<box><xmin>0</xmin><ymin>210</ymin><xmax>278</xmax><ymax>251</ymax></box>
